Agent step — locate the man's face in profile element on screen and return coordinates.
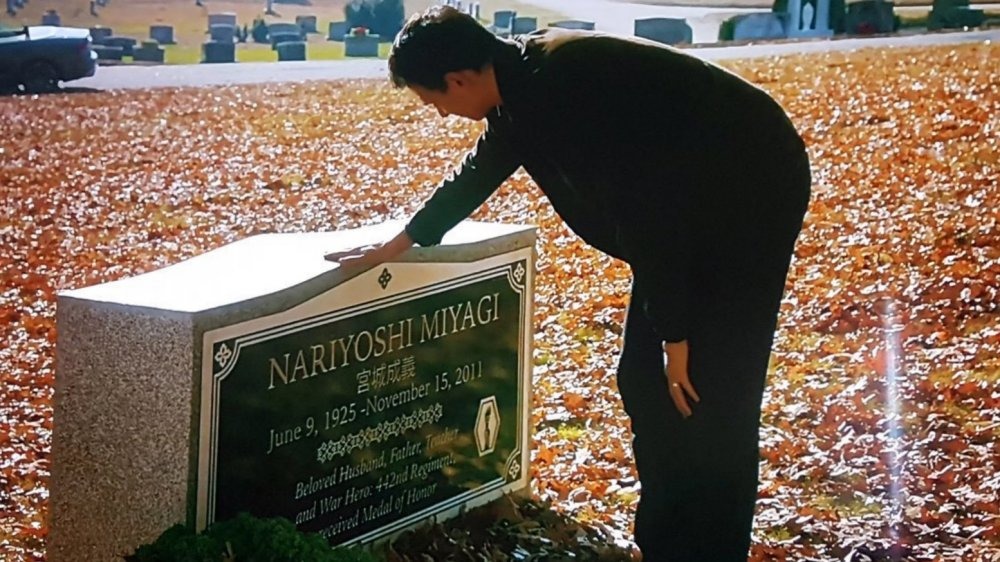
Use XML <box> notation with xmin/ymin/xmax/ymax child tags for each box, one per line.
<box><xmin>408</xmin><ymin>71</ymin><xmax>494</xmax><ymax>121</ymax></box>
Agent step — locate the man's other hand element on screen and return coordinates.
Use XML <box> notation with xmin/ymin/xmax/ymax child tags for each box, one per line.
<box><xmin>663</xmin><ymin>340</ymin><xmax>700</xmax><ymax>419</ymax></box>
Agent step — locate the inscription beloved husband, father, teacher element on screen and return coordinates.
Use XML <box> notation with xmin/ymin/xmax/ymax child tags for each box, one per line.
<box><xmin>200</xmin><ymin>257</ymin><xmax>531</xmax><ymax>545</ymax></box>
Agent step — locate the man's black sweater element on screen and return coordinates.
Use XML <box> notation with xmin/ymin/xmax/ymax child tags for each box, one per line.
<box><xmin>405</xmin><ymin>29</ymin><xmax>809</xmax><ymax>343</ymax></box>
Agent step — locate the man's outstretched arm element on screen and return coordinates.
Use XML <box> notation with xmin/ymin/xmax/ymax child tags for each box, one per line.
<box><xmin>326</xmin><ymin>113</ymin><xmax>521</xmax><ymax>265</ymax></box>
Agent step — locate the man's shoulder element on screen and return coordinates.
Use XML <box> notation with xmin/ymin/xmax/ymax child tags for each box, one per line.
<box><xmin>519</xmin><ymin>28</ymin><xmax>690</xmax><ymax>71</ymax></box>
<box><xmin>520</xmin><ymin>29</ymin><xmax>622</xmax><ymax>58</ymax></box>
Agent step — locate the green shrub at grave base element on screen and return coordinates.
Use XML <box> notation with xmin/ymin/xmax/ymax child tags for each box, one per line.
<box><xmin>126</xmin><ymin>512</ymin><xmax>378</xmax><ymax>562</ymax></box>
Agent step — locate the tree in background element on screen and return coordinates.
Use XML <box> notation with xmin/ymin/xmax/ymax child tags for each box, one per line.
<box><xmin>345</xmin><ymin>0</ymin><xmax>404</xmax><ymax>40</ymax></box>
<box><xmin>373</xmin><ymin>0</ymin><xmax>404</xmax><ymax>41</ymax></box>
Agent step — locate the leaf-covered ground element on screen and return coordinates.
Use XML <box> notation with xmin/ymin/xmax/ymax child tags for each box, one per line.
<box><xmin>1</xmin><ymin>42</ymin><xmax>998</xmax><ymax>561</ymax></box>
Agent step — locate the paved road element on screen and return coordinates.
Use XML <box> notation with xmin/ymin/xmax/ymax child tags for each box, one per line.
<box><xmin>72</xmin><ymin>58</ymin><xmax>390</xmax><ymax>91</ymax></box>
<box><xmin>70</xmin><ymin>28</ymin><xmax>998</xmax><ymax>91</ymax></box>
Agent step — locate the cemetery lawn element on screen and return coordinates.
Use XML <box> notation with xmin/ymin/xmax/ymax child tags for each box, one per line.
<box><xmin>0</xmin><ymin>0</ymin><xmax>566</xmax><ymax>62</ymax></box>
<box><xmin>1</xmin><ymin>42</ymin><xmax>998</xmax><ymax>561</ymax></box>
<box><xmin>159</xmin><ymin>40</ymin><xmax>393</xmax><ymax>64</ymax></box>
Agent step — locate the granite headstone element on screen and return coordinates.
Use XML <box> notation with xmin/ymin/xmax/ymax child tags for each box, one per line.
<box><xmin>133</xmin><ymin>41</ymin><xmax>165</xmax><ymax>63</ymax></box>
<box><xmin>634</xmin><ymin>17</ymin><xmax>693</xmax><ymax>44</ymax></box>
<box><xmin>208</xmin><ymin>12</ymin><xmax>237</xmax><ymax>30</ymax></box>
<box><xmin>928</xmin><ymin>0</ymin><xmax>984</xmax><ymax>29</ymax></box>
<box><xmin>102</xmin><ymin>36</ymin><xmax>136</xmax><ymax>56</ymax></box>
<box><xmin>210</xmin><ymin>24</ymin><xmax>236</xmax><ymax>43</ymax></box>
<box><xmin>47</xmin><ymin>221</ymin><xmax>535</xmax><ymax>561</ymax></box>
<box><xmin>328</xmin><ymin>21</ymin><xmax>349</xmax><ymax>41</ymax></box>
<box><xmin>277</xmin><ymin>40</ymin><xmax>306</xmax><ymax>60</ymax></box>
<box><xmin>269</xmin><ymin>22</ymin><xmax>304</xmax><ymax>39</ymax></box>
<box><xmin>202</xmin><ymin>40</ymin><xmax>236</xmax><ymax>63</ymax></box>
<box><xmin>511</xmin><ymin>16</ymin><xmax>537</xmax><ymax>34</ymax></box>
<box><xmin>271</xmin><ymin>31</ymin><xmax>302</xmax><ymax>49</ymax></box>
<box><xmin>92</xmin><ymin>44</ymin><xmax>123</xmax><ymax>61</ymax></box>
<box><xmin>41</xmin><ymin>8</ymin><xmax>60</xmax><ymax>25</ymax></box>
<box><xmin>296</xmin><ymin>14</ymin><xmax>318</xmax><ymax>33</ymax></box>
<box><xmin>345</xmin><ymin>33</ymin><xmax>380</xmax><ymax>56</ymax></box>
<box><xmin>730</xmin><ymin>12</ymin><xmax>788</xmax><ymax>40</ymax></box>
<box><xmin>492</xmin><ymin>10</ymin><xmax>516</xmax><ymax>35</ymax></box>
<box><xmin>549</xmin><ymin>19</ymin><xmax>596</xmax><ymax>30</ymax></box>
<box><xmin>89</xmin><ymin>26</ymin><xmax>112</xmax><ymax>43</ymax></box>
<box><xmin>150</xmin><ymin>24</ymin><xmax>174</xmax><ymax>44</ymax></box>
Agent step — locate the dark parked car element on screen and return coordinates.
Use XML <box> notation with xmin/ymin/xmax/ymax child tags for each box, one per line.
<box><xmin>0</xmin><ymin>25</ymin><xmax>98</xmax><ymax>93</ymax></box>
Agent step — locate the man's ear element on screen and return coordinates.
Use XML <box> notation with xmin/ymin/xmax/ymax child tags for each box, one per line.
<box><xmin>443</xmin><ymin>71</ymin><xmax>466</xmax><ymax>89</ymax></box>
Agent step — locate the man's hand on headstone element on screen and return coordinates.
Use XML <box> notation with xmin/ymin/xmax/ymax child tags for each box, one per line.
<box><xmin>324</xmin><ymin>244</ymin><xmax>387</xmax><ymax>268</ymax></box>
<box><xmin>323</xmin><ymin>230</ymin><xmax>414</xmax><ymax>269</ymax></box>
<box><xmin>325</xmin><ymin>244</ymin><xmax>376</xmax><ymax>261</ymax></box>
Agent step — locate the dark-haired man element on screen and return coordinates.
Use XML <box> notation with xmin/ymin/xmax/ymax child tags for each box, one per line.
<box><xmin>327</xmin><ymin>6</ymin><xmax>811</xmax><ymax>561</ymax></box>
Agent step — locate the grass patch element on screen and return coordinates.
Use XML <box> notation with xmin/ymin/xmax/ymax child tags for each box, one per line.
<box><xmin>760</xmin><ymin>526</ymin><xmax>796</xmax><ymax>542</ymax></box>
<box><xmin>159</xmin><ymin>39</ymin><xmax>392</xmax><ymax>64</ymax></box>
<box><xmin>811</xmin><ymin>492</ymin><xmax>883</xmax><ymax>517</ymax></box>
<box><xmin>897</xmin><ymin>11</ymin><xmax>931</xmax><ymax>28</ymax></box>
<box><xmin>928</xmin><ymin>367</ymin><xmax>1000</xmax><ymax>387</ymax></box>
<box><xmin>556</xmin><ymin>422</ymin><xmax>587</xmax><ymax>441</ymax></box>
<box><xmin>608</xmin><ymin>489</ymin><xmax>639</xmax><ymax>508</ymax></box>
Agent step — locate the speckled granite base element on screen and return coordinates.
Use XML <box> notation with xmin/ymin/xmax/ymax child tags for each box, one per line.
<box><xmin>50</xmin><ymin>304</ymin><xmax>194</xmax><ymax>562</ymax></box>
<box><xmin>48</xmin><ymin>221</ymin><xmax>536</xmax><ymax>561</ymax></box>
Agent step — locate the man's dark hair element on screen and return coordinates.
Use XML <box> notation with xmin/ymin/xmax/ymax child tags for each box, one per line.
<box><xmin>388</xmin><ymin>6</ymin><xmax>503</xmax><ymax>91</ymax></box>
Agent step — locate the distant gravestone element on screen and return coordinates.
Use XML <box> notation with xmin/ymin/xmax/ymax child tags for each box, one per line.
<box><xmin>345</xmin><ymin>33</ymin><xmax>379</xmax><ymax>56</ymax></box>
<box><xmin>41</xmin><ymin>8</ymin><xmax>60</xmax><ymax>26</ymax></box>
<box><xmin>730</xmin><ymin>12</ymin><xmax>787</xmax><ymax>40</ymax></box>
<box><xmin>268</xmin><ymin>22</ymin><xmax>303</xmax><ymax>39</ymax></box>
<box><xmin>928</xmin><ymin>0</ymin><xmax>984</xmax><ymax>29</ymax></box>
<box><xmin>47</xmin><ymin>222</ymin><xmax>535</xmax><ymax>561</ymax></box>
<box><xmin>208</xmin><ymin>12</ymin><xmax>237</xmax><ymax>30</ymax></box>
<box><xmin>102</xmin><ymin>36</ymin><xmax>137</xmax><ymax>56</ymax></box>
<box><xmin>634</xmin><ymin>17</ymin><xmax>693</xmax><ymax>45</ymax></box>
<box><xmin>149</xmin><ymin>24</ymin><xmax>174</xmax><ymax>44</ymax></box>
<box><xmin>91</xmin><ymin>44</ymin><xmax>123</xmax><ymax>61</ymax></box>
<box><xmin>845</xmin><ymin>0</ymin><xmax>896</xmax><ymax>33</ymax></box>
<box><xmin>89</xmin><ymin>26</ymin><xmax>112</xmax><ymax>43</ymax></box>
<box><xmin>277</xmin><ymin>41</ymin><xmax>306</xmax><ymax>61</ymax></box>
<box><xmin>787</xmin><ymin>0</ymin><xmax>834</xmax><ymax>36</ymax></box>
<box><xmin>492</xmin><ymin>10</ymin><xmax>516</xmax><ymax>35</ymax></box>
<box><xmin>549</xmin><ymin>20</ymin><xmax>596</xmax><ymax>30</ymax></box>
<box><xmin>511</xmin><ymin>16</ymin><xmax>537</xmax><ymax>34</ymax></box>
<box><xmin>202</xmin><ymin>40</ymin><xmax>235</xmax><ymax>63</ymax></box>
<box><xmin>133</xmin><ymin>41</ymin><xmax>165</xmax><ymax>63</ymax></box>
<box><xmin>210</xmin><ymin>24</ymin><xmax>236</xmax><ymax>43</ymax></box>
<box><xmin>270</xmin><ymin>31</ymin><xmax>301</xmax><ymax>49</ymax></box>
<box><xmin>296</xmin><ymin>14</ymin><xmax>318</xmax><ymax>33</ymax></box>
<box><xmin>328</xmin><ymin>21</ymin><xmax>349</xmax><ymax>41</ymax></box>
